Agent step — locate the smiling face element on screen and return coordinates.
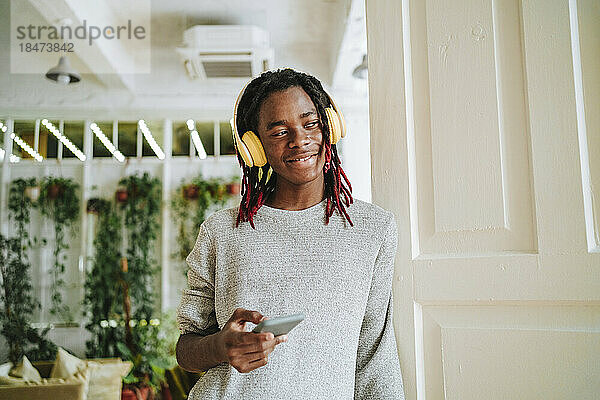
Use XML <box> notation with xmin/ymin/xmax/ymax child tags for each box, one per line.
<box><xmin>256</xmin><ymin>86</ymin><xmax>326</xmax><ymax>190</ymax></box>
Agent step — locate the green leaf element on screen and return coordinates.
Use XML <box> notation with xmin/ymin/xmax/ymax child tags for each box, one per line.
<box><xmin>116</xmin><ymin>342</ymin><xmax>133</xmax><ymax>360</ymax></box>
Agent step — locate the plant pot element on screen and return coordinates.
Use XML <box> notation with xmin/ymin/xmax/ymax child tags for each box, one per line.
<box><xmin>161</xmin><ymin>383</ymin><xmax>173</xmax><ymax>400</ymax></box>
<box><xmin>24</xmin><ymin>185</ymin><xmax>41</xmax><ymax>202</ymax></box>
<box><xmin>86</xmin><ymin>198</ymin><xmax>102</xmax><ymax>214</ymax></box>
<box><xmin>183</xmin><ymin>184</ymin><xmax>199</xmax><ymax>200</ymax></box>
<box><xmin>48</xmin><ymin>183</ymin><xmax>62</xmax><ymax>199</ymax></box>
<box><xmin>116</xmin><ymin>189</ymin><xmax>128</xmax><ymax>203</ymax></box>
<box><xmin>226</xmin><ymin>182</ymin><xmax>241</xmax><ymax>195</ymax></box>
<box><xmin>121</xmin><ymin>386</ymin><xmax>150</xmax><ymax>400</ymax></box>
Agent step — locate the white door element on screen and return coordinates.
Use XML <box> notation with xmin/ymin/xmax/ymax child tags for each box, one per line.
<box><xmin>366</xmin><ymin>0</ymin><xmax>600</xmax><ymax>398</ymax></box>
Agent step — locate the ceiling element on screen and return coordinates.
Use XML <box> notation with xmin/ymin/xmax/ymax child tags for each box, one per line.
<box><xmin>0</xmin><ymin>0</ymin><xmax>366</xmax><ymax>120</ymax></box>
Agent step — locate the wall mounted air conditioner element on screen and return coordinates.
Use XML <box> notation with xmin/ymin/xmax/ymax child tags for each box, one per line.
<box><xmin>176</xmin><ymin>25</ymin><xmax>274</xmax><ymax>80</ymax></box>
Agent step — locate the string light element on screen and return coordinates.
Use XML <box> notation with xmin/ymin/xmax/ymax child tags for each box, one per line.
<box><xmin>41</xmin><ymin>119</ymin><xmax>86</xmax><ymax>161</ymax></box>
<box><xmin>138</xmin><ymin>120</ymin><xmax>165</xmax><ymax>160</ymax></box>
<box><xmin>90</xmin><ymin>122</ymin><xmax>125</xmax><ymax>162</ymax></box>
<box><xmin>186</xmin><ymin>119</ymin><xmax>207</xmax><ymax>159</ymax></box>
<box><xmin>10</xmin><ymin>133</ymin><xmax>43</xmax><ymax>162</ymax></box>
<box><xmin>0</xmin><ymin>148</ymin><xmax>20</xmax><ymax>163</ymax></box>
<box><xmin>0</xmin><ymin>121</ymin><xmax>20</xmax><ymax>162</ymax></box>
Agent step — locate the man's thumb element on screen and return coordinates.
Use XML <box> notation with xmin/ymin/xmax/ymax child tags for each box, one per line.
<box><xmin>232</xmin><ymin>308</ymin><xmax>264</xmax><ymax>325</ymax></box>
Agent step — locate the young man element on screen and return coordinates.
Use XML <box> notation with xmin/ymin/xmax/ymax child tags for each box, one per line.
<box><xmin>176</xmin><ymin>69</ymin><xmax>405</xmax><ymax>399</ymax></box>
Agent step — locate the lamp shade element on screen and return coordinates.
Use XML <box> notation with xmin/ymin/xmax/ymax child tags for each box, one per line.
<box><xmin>46</xmin><ymin>56</ymin><xmax>81</xmax><ymax>84</ymax></box>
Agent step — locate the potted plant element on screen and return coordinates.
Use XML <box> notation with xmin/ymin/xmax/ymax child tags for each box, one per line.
<box><xmin>83</xmin><ymin>175</ymin><xmax>167</xmax><ymax>399</ymax></box>
<box><xmin>83</xmin><ymin>198</ymin><xmax>124</xmax><ymax>360</ymax></box>
<box><xmin>0</xmin><ymin>235</ymin><xmax>58</xmax><ymax>365</ymax></box>
<box><xmin>38</xmin><ymin>176</ymin><xmax>80</xmax><ymax>323</ymax></box>
<box><xmin>3</xmin><ymin>178</ymin><xmax>59</xmax><ymax>363</ymax></box>
<box><xmin>117</xmin><ymin>259</ymin><xmax>175</xmax><ymax>400</ymax></box>
<box><xmin>118</xmin><ymin>173</ymin><xmax>161</xmax><ymax>319</ymax></box>
<box><xmin>116</xmin><ymin>187</ymin><xmax>129</xmax><ymax>203</ymax></box>
<box><xmin>2</xmin><ymin>181</ymin><xmax>57</xmax><ymax>365</ymax></box>
<box><xmin>182</xmin><ymin>184</ymin><xmax>199</xmax><ymax>200</ymax></box>
<box><xmin>119</xmin><ymin>313</ymin><xmax>179</xmax><ymax>400</ymax></box>
<box><xmin>226</xmin><ymin>178</ymin><xmax>241</xmax><ymax>195</ymax></box>
<box><xmin>121</xmin><ymin>385</ymin><xmax>151</xmax><ymax>400</ymax></box>
<box><xmin>171</xmin><ymin>174</ymin><xmax>232</xmax><ymax>270</ymax></box>
<box><xmin>8</xmin><ymin>178</ymin><xmax>43</xmax><ymax>257</ymax></box>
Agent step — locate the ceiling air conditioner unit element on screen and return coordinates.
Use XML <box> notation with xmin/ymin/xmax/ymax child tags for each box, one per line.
<box><xmin>176</xmin><ymin>25</ymin><xmax>274</xmax><ymax>80</ymax></box>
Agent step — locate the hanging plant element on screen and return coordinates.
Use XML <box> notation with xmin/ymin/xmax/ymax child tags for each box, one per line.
<box><xmin>8</xmin><ymin>178</ymin><xmax>39</xmax><ymax>257</ymax></box>
<box><xmin>170</xmin><ymin>174</ymin><xmax>232</xmax><ymax>264</ymax></box>
<box><xmin>38</xmin><ymin>176</ymin><xmax>80</xmax><ymax>323</ymax></box>
<box><xmin>118</xmin><ymin>172</ymin><xmax>161</xmax><ymax>321</ymax></box>
<box><xmin>86</xmin><ymin>198</ymin><xmax>104</xmax><ymax>215</ymax></box>
<box><xmin>114</xmin><ymin>172</ymin><xmax>166</xmax><ymax>396</ymax></box>
<box><xmin>2</xmin><ymin>178</ymin><xmax>56</xmax><ymax>363</ymax></box>
<box><xmin>0</xmin><ymin>235</ymin><xmax>56</xmax><ymax>364</ymax></box>
<box><xmin>83</xmin><ymin>198</ymin><xmax>125</xmax><ymax>358</ymax></box>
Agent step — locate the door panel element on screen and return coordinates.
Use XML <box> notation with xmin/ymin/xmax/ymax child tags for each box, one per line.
<box><xmin>416</xmin><ymin>304</ymin><xmax>600</xmax><ymax>400</ymax></box>
<box><xmin>406</xmin><ymin>0</ymin><xmax>536</xmax><ymax>258</ymax></box>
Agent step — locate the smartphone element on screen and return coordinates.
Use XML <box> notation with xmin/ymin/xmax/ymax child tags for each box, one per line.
<box><xmin>252</xmin><ymin>313</ymin><xmax>305</xmax><ymax>337</ymax></box>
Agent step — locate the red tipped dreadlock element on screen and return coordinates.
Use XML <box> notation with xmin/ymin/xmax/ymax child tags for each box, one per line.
<box><xmin>233</xmin><ymin>69</ymin><xmax>354</xmax><ymax>229</ymax></box>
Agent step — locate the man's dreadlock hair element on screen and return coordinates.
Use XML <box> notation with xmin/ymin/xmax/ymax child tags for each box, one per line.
<box><xmin>234</xmin><ymin>68</ymin><xmax>354</xmax><ymax>229</ymax></box>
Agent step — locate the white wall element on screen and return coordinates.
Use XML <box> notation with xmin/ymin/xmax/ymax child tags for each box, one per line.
<box><xmin>335</xmin><ymin>99</ymin><xmax>372</xmax><ymax>203</ymax></box>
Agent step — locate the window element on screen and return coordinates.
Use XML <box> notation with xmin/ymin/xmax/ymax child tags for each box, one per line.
<box><xmin>1</xmin><ymin>118</ymin><xmax>241</xmax><ymax>160</ymax></box>
<box><xmin>39</xmin><ymin>120</ymin><xmax>60</xmax><ymax>159</ymax></box>
<box><xmin>118</xmin><ymin>122</ymin><xmax>138</xmax><ymax>157</ymax></box>
<box><xmin>141</xmin><ymin>120</ymin><xmax>164</xmax><ymax>158</ymax></box>
<box><xmin>195</xmin><ymin>122</ymin><xmax>214</xmax><ymax>156</ymax></box>
<box><xmin>0</xmin><ymin>119</ymin><xmax>8</xmax><ymax>161</ymax></box>
<box><xmin>12</xmin><ymin>121</ymin><xmax>36</xmax><ymax>159</ymax></box>
<box><xmin>172</xmin><ymin>121</ymin><xmax>191</xmax><ymax>156</ymax></box>
<box><xmin>92</xmin><ymin>122</ymin><xmax>113</xmax><ymax>158</ymax></box>
<box><xmin>220</xmin><ymin>122</ymin><xmax>236</xmax><ymax>155</ymax></box>
<box><xmin>62</xmin><ymin>121</ymin><xmax>84</xmax><ymax>159</ymax></box>
<box><xmin>0</xmin><ymin>119</ymin><xmax>5</xmax><ymax>149</ymax></box>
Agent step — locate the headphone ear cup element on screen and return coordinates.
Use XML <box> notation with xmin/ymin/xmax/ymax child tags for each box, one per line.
<box><xmin>235</xmin><ymin>134</ymin><xmax>255</xmax><ymax>167</ymax></box>
<box><xmin>241</xmin><ymin>131</ymin><xmax>268</xmax><ymax>167</ymax></box>
<box><xmin>325</xmin><ymin>107</ymin><xmax>342</xmax><ymax>145</ymax></box>
<box><xmin>337</xmin><ymin>106</ymin><xmax>347</xmax><ymax>138</ymax></box>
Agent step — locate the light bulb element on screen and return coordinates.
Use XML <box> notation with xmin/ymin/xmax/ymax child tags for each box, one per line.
<box><xmin>56</xmin><ymin>74</ymin><xmax>71</xmax><ymax>85</ymax></box>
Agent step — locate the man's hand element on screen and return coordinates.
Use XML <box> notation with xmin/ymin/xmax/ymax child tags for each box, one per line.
<box><xmin>216</xmin><ymin>308</ymin><xmax>288</xmax><ymax>373</ymax></box>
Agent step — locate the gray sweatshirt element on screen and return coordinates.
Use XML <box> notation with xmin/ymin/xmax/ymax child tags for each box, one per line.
<box><xmin>176</xmin><ymin>198</ymin><xmax>405</xmax><ymax>399</ymax></box>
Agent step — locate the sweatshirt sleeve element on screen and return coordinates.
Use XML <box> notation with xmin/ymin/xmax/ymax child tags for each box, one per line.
<box><xmin>354</xmin><ymin>212</ymin><xmax>405</xmax><ymax>399</ymax></box>
<box><xmin>176</xmin><ymin>223</ymin><xmax>219</xmax><ymax>336</ymax></box>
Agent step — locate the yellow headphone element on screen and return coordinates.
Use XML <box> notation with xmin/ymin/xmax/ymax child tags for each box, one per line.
<box><xmin>230</xmin><ymin>75</ymin><xmax>347</xmax><ymax>169</ymax></box>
